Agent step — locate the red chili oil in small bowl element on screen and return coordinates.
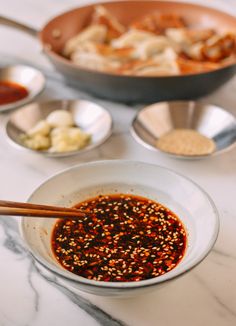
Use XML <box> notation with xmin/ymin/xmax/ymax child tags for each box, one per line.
<box><xmin>0</xmin><ymin>80</ymin><xmax>29</xmax><ymax>105</ymax></box>
<box><xmin>51</xmin><ymin>194</ymin><xmax>187</xmax><ymax>282</ymax></box>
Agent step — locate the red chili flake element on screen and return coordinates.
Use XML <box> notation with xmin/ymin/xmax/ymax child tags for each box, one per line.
<box><xmin>51</xmin><ymin>194</ymin><xmax>187</xmax><ymax>282</ymax></box>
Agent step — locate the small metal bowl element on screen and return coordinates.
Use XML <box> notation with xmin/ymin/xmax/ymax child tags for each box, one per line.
<box><xmin>131</xmin><ymin>101</ymin><xmax>236</xmax><ymax>159</ymax></box>
<box><xmin>0</xmin><ymin>65</ymin><xmax>45</xmax><ymax>112</ymax></box>
<box><xmin>6</xmin><ymin>99</ymin><xmax>113</xmax><ymax>157</ymax></box>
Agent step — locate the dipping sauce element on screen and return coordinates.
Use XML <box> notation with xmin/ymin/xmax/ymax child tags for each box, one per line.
<box><xmin>0</xmin><ymin>80</ymin><xmax>29</xmax><ymax>105</ymax></box>
<box><xmin>52</xmin><ymin>194</ymin><xmax>187</xmax><ymax>282</ymax></box>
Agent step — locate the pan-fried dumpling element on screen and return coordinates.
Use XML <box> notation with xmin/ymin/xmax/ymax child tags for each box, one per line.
<box><xmin>97</xmin><ymin>44</ymin><xmax>134</xmax><ymax>61</ymax></box>
<box><xmin>111</xmin><ymin>30</ymin><xmax>156</xmax><ymax>48</ymax></box>
<box><xmin>91</xmin><ymin>5</ymin><xmax>126</xmax><ymax>41</ymax></box>
<box><xmin>187</xmin><ymin>29</ymin><xmax>216</xmax><ymax>43</ymax></box>
<box><xmin>155</xmin><ymin>47</ymin><xmax>177</xmax><ymax>62</ymax></box>
<box><xmin>184</xmin><ymin>42</ymin><xmax>204</xmax><ymax>61</ymax></box>
<box><xmin>71</xmin><ymin>49</ymin><xmax>121</xmax><ymax>72</ymax></box>
<box><xmin>165</xmin><ymin>28</ymin><xmax>190</xmax><ymax>47</ymax></box>
<box><xmin>134</xmin><ymin>36</ymin><xmax>172</xmax><ymax>59</ymax></box>
<box><xmin>202</xmin><ymin>33</ymin><xmax>236</xmax><ymax>61</ymax></box>
<box><xmin>166</xmin><ymin>28</ymin><xmax>216</xmax><ymax>48</ymax></box>
<box><xmin>63</xmin><ymin>25</ymin><xmax>107</xmax><ymax>57</ymax></box>
<box><xmin>70</xmin><ymin>40</ymin><xmax>133</xmax><ymax>72</ymax></box>
<box><xmin>69</xmin><ymin>41</ymin><xmax>98</xmax><ymax>56</ymax></box>
<box><xmin>122</xmin><ymin>48</ymin><xmax>179</xmax><ymax>76</ymax></box>
<box><xmin>183</xmin><ymin>33</ymin><xmax>236</xmax><ymax>62</ymax></box>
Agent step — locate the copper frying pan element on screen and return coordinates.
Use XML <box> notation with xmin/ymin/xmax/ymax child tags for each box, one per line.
<box><xmin>1</xmin><ymin>1</ymin><xmax>236</xmax><ymax>103</ymax></box>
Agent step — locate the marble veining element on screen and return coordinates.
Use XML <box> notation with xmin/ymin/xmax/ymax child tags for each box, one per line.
<box><xmin>0</xmin><ymin>217</ymin><xmax>127</xmax><ymax>326</ymax></box>
<box><xmin>0</xmin><ymin>0</ymin><xmax>236</xmax><ymax>325</ymax></box>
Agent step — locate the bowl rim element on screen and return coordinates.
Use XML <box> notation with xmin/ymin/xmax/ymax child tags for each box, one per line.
<box><xmin>20</xmin><ymin>159</ymin><xmax>220</xmax><ymax>289</ymax></box>
<box><xmin>130</xmin><ymin>101</ymin><xmax>236</xmax><ymax>159</ymax></box>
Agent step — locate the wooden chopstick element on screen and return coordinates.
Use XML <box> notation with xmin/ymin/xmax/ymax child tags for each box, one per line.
<box><xmin>0</xmin><ymin>200</ymin><xmax>89</xmax><ymax>219</ymax></box>
<box><xmin>0</xmin><ymin>200</ymin><xmax>81</xmax><ymax>212</ymax></box>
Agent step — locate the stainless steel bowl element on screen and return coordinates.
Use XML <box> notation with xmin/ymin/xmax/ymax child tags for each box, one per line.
<box><xmin>0</xmin><ymin>65</ymin><xmax>45</xmax><ymax>112</ymax></box>
<box><xmin>6</xmin><ymin>99</ymin><xmax>113</xmax><ymax>157</ymax></box>
<box><xmin>131</xmin><ymin>101</ymin><xmax>236</xmax><ymax>159</ymax></box>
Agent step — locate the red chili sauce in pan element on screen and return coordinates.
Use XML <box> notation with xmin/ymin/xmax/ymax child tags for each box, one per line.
<box><xmin>0</xmin><ymin>81</ymin><xmax>28</xmax><ymax>105</ymax></box>
<box><xmin>51</xmin><ymin>194</ymin><xmax>187</xmax><ymax>282</ymax></box>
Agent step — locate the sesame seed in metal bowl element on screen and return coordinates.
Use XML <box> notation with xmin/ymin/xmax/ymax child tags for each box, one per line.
<box><xmin>131</xmin><ymin>101</ymin><xmax>236</xmax><ymax>159</ymax></box>
<box><xmin>20</xmin><ymin>160</ymin><xmax>219</xmax><ymax>297</ymax></box>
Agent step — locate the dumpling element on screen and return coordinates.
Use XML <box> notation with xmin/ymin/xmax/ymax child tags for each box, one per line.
<box><xmin>91</xmin><ymin>5</ymin><xmax>126</xmax><ymax>41</ymax></box>
<box><xmin>71</xmin><ymin>41</ymin><xmax>133</xmax><ymax>61</ymax></box>
<box><xmin>111</xmin><ymin>30</ymin><xmax>156</xmax><ymax>48</ymax></box>
<box><xmin>70</xmin><ymin>41</ymin><xmax>130</xmax><ymax>72</ymax></box>
<box><xmin>165</xmin><ymin>28</ymin><xmax>190</xmax><ymax>47</ymax></box>
<box><xmin>123</xmin><ymin>48</ymin><xmax>179</xmax><ymax>76</ymax></box>
<box><xmin>134</xmin><ymin>36</ymin><xmax>172</xmax><ymax>60</ymax></box>
<box><xmin>71</xmin><ymin>49</ymin><xmax>122</xmax><ymax>72</ymax></box>
<box><xmin>187</xmin><ymin>29</ymin><xmax>216</xmax><ymax>43</ymax></box>
<box><xmin>70</xmin><ymin>41</ymin><xmax>97</xmax><ymax>55</ymax></box>
<box><xmin>183</xmin><ymin>33</ymin><xmax>235</xmax><ymax>62</ymax></box>
<box><xmin>155</xmin><ymin>47</ymin><xmax>178</xmax><ymax>62</ymax></box>
<box><xmin>184</xmin><ymin>42</ymin><xmax>204</xmax><ymax>61</ymax></box>
<box><xmin>63</xmin><ymin>25</ymin><xmax>107</xmax><ymax>57</ymax></box>
<box><xmin>166</xmin><ymin>28</ymin><xmax>215</xmax><ymax>46</ymax></box>
<box><xmin>202</xmin><ymin>33</ymin><xmax>236</xmax><ymax>62</ymax></box>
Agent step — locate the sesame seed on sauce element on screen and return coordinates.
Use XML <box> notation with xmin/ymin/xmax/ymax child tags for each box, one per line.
<box><xmin>51</xmin><ymin>194</ymin><xmax>187</xmax><ymax>282</ymax></box>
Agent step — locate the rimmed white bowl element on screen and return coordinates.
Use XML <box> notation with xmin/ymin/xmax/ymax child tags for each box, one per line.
<box><xmin>20</xmin><ymin>160</ymin><xmax>219</xmax><ymax>297</ymax></box>
<box><xmin>6</xmin><ymin>99</ymin><xmax>113</xmax><ymax>157</ymax></box>
<box><xmin>0</xmin><ymin>65</ymin><xmax>45</xmax><ymax>112</ymax></box>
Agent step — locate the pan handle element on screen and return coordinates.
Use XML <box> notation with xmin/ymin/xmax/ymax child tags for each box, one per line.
<box><xmin>0</xmin><ymin>16</ymin><xmax>38</xmax><ymax>37</ymax></box>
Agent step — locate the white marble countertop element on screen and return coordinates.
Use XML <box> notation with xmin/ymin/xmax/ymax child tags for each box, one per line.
<box><xmin>0</xmin><ymin>1</ymin><xmax>236</xmax><ymax>325</ymax></box>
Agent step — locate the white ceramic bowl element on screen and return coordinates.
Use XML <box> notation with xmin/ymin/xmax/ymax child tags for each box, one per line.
<box><xmin>20</xmin><ymin>160</ymin><xmax>219</xmax><ymax>297</ymax></box>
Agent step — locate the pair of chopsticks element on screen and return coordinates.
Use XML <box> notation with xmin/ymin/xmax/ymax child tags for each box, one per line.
<box><xmin>0</xmin><ymin>200</ymin><xmax>90</xmax><ymax>219</ymax></box>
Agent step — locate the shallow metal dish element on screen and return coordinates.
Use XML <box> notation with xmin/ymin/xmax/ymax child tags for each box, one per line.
<box><xmin>6</xmin><ymin>99</ymin><xmax>113</xmax><ymax>157</ymax></box>
<box><xmin>0</xmin><ymin>65</ymin><xmax>45</xmax><ymax>112</ymax></box>
<box><xmin>131</xmin><ymin>101</ymin><xmax>236</xmax><ymax>159</ymax></box>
